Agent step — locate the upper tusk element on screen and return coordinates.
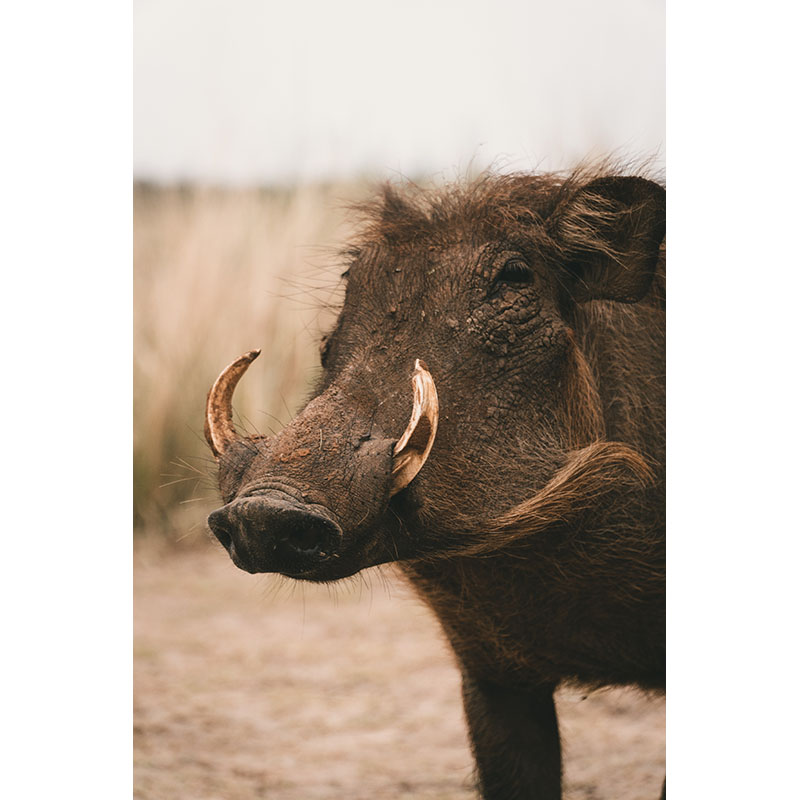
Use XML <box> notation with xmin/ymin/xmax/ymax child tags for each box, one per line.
<box><xmin>390</xmin><ymin>359</ymin><xmax>439</xmax><ymax>495</ymax></box>
<box><xmin>204</xmin><ymin>349</ymin><xmax>261</xmax><ymax>458</ymax></box>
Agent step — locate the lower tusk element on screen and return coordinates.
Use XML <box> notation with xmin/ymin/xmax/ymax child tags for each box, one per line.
<box><xmin>390</xmin><ymin>359</ymin><xmax>439</xmax><ymax>495</ymax></box>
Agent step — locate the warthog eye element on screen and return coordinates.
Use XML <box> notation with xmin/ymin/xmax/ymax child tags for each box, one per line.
<box><xmin>497</xmin><ymin>257</ymin><xmax>534</xmax><ymax>285</ymax></box>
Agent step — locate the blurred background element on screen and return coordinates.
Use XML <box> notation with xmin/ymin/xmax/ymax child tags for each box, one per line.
<box><xmin>134</xmin><ymin>1</ymin><xmax>665</xmax><ymax>797</ymax></box>
<box><xmin>134</xmin><ymin>0</ymin><xmax>665</xmax><ymax>535</ymax></box>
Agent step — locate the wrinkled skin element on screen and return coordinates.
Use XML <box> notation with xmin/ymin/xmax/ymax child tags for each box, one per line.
<box><xmin>206</xmin><ymin>170</ymin><xmax>666</xmax><ymax>799</ymax></box>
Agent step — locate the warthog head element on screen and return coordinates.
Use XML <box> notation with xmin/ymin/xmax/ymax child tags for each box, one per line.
<box><xmin>205</xmin><ymin>172</ymin><xmax>665</xmax><ymax>581</ymax></box>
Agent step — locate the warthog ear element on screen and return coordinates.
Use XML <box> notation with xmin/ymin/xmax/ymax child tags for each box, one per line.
<box><xmin>553</xmin><ymin>176</ymin><xmax>665</xmax><ymax>303</ymax></box>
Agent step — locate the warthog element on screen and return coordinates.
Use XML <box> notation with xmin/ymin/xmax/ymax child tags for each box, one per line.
<box><xmin>204</xmin><ymin>167</ymin><xmax>665</xmax><ymax>799</ymax></box>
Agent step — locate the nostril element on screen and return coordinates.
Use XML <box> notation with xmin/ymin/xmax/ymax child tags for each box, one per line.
<box><xmin>276</xmin><ymin>512</ymin><xmax>338</xmax><ymax>557</ymax></box>
<box><xmin>287</xmin><ymin>526</ymin><xmax>323</xmax><ymax>554</ymax></box>
<box><xmin>207</xmin><ymin>510</ymin><xmax>233</xmax><ymax>550</ymax></box>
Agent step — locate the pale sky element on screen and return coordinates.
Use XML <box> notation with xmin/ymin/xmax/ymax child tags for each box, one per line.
<box><xmin>134</xmin><ymin>0</ymin><xmax>664</xmax><ymax>184</ymax></box>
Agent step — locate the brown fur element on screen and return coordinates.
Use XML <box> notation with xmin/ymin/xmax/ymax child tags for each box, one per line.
<box><xmin>474</xmin><ymin>441</ymin><xmax>655</xmax><ymax>554</ymax></box>
<box><xmin>206</xmin><ymin>165</ymin><xmax>666</xmax><ymax>799</ymax></box>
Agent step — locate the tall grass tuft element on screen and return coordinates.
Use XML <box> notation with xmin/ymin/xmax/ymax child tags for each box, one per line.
<box><xmin>134</xmin><ymin>182</ymin><xmax>365</xmax><ymax>539</ymax></box>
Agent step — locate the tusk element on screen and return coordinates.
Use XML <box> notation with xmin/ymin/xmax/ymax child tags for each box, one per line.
<box><xmin>204</xmin><ymin>349</ymin><xmax>261</xmax><ymax>458</ymax></box>
<box><xmin>390</xmin><ymin>359</ymin><xmax>439</xmax><ymax>495</ymax></box>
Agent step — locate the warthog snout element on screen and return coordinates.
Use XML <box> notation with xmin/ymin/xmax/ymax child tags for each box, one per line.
<box><xmin>200</xmin><ymin>169</ymin><xmax>667</xmax><ymax>798</ymax></box>
<box><xmin>207</xmin><ymin>491</ymin><xmax>342</xmax><ymax>575</ymax></box>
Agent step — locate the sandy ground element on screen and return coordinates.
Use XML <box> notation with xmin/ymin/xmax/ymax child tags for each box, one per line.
<box><xmin>134</xmin><ymin>539</ymin><xmax>664</xmax><ymax>800</ymax></box>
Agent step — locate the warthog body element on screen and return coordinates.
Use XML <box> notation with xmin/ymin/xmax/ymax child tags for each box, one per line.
<box><xmin>205</xmin><ymin>167</ymin><xmax>666</xmax><ymax>799</ymax></box>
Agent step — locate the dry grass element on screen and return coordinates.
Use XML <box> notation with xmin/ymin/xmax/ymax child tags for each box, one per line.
<box><xmin>134</xmin><ymin>181</ymin><xmax>368</xmax><ymax>534</ymax></box>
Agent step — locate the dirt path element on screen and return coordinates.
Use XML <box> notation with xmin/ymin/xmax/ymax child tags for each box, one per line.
<box><xmin>134</xmin><ymin>540</ymin><xmax>664</xmax><ymax>799</ymax></box>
